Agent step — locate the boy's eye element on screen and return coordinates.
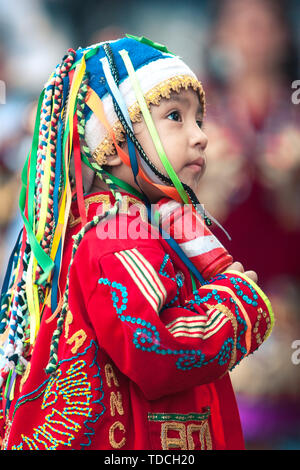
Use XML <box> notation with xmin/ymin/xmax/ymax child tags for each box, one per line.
<box><xmin>167</xmin><ymin>111</ymin><xmax>181</xmax><ymax>122</ymax></box>
<box><xmin>196</xmin><ymin>119</ymin><xmax>204</xmax><ymax>129</ymax></box>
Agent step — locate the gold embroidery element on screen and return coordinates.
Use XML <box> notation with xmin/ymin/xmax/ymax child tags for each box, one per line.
<box><xmin>19</xmin><ymin>362</ymin><xmax>31</xmax><ymax>393</ymax></box>
<box><xmin>94</xmin><ymin>123</ymin><xmax>126</xmax><ymax>160</ymax></box>
<box><xmin>64</xmin><ymin>310</ymin><xmax>73</xmax><ymax>339</ymax></box>
<box><xmin>253</xmin><ymin>312</ymin><xmax>261</xmax><ymax>344</ymax></box>
<box><xmin>105</xmin><ymin>363</ymin><xmax>127</xmax><ymax>448</ymax></box>
<box><xmin>203</xmin><ymin>284</ymin><xmax>252</xmax><ymax>354</ymax></box>
<box><xmin>161</xmin><ymin>422</ymin><xmax>187</xmax><ymax>450</ymax></box>
<box><xmin>263</xmin><ymin>315</ymin><xmax>272</xmax><ymax>341</ymax></box>
<box><xmin>129</xmin><ymin>75</ymin><xmax>205</xmax><ymax>122</ymax></box>
<box><xmin>110</xmin><ymin>391</ymin><xmax>124</xmax><ymax>417</ymax></box>
<box><xmin>105</xmin><ymin>363</ymin><xmax>119</xmax><ymax>388</ymax></box>
<box><xmin>69</xmin><ymin>194</ymin><xmax>111</xmax><ymax>228</ymax></box>
<box><xmin>92</xmin><ymin>76</ymin><xmax>205</xmax><ymax>163</ymax></box>
<box><xmin>84</xmin><ymin>194</ymin><xmax>111</xmax><ymax>208</ymax></box>
<box><xmin>187</xmin><ymin>422</ymin><xmax>212</xmax><ymax>450</ymax></box>
<box><xmin>66</xmin><ymin>329</ymin><xmax>87</xmax><ymax>354</ymax></box>
<box><xmin>205</xmin><ymin>303</ymin><xmax>238</xmax><ymax>372</ymax></box>
<box><xmin>150</xmin><ymin>410</ymin><xmax>212</xmax><ymax>450</ymax></box>
<box><xmin>69</xmin><ymin>194</ymin><xmax>146</xmax><ymax>228</ymax></box>
<box><xmin>255</xmin><ymin>309</ymin><xmax>271</xmax><ymax>342</ymax></box>
<box><xmin>120</xmin><ymin>196</ymin><xmax>147</xmax><ymax>223</ymax></box>
<box><xmin>92</xmin><ymin>151</ymin><xmax>107</xmax><ymax>167</ymax></box>
<box><xmin>11</xmin><ymin>353</ymin><xmax>97</xmax><ymax>450</ymax></box>
<box><xmin>21</xmin><ymin>435</ymin><xmax>39</xmax><ymax>450</ymax></box>
<box><xmin>253</xmin><ymin>309</ymin><xmax>271</xmax><ymax>344</ymax></box>
<box><xmin>109</xmin><ymin>421</ymin><xmax>126</xmax><ymax>449</ymax></box>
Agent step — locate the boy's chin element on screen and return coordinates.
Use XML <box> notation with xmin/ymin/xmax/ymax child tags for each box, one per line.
<box><xmin>181</xmin><ymin>174</ymin><xmax>203</xmax><ymax>197</ymax></box>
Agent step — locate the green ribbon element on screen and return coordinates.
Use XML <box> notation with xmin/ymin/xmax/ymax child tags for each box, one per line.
<box><xmin>101</xmin><ymin>168</ymin><xmax>145</xmax><ymax>201</ymax></box>
<box><xmin>70</xmin><ymin>46</ymin><xmax>100</xmax><ymax>70</ymax></box>
<box><xmin>125</xmin><ymin>34</ymin><xmax>175</xmax><ymax>56</ymax></box>
<box><xmin>19</xmin><ymin>89</ymin><xmax>55</xmax><ymax>285</ymax></box>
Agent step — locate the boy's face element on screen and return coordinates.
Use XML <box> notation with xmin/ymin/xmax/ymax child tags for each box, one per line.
<box><xmin>109</xmin><ymin>87</ymin><xmax>208</xmax><ymax>202</ymax></box>
<box><xmin>134</xmin><ymin>88</ymin><xmax>207</xmax><ymax>201</ymax></box>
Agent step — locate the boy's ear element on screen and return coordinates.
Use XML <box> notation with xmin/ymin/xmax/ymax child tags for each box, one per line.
<box><xmin>105</xmin><ymin>138</ymin><xmax>129</xmax><ymax>167</ymax></box>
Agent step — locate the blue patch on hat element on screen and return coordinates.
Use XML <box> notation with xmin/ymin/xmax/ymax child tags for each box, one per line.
<box><xmin>74</xmin><ymin>37</ymin><xmax>173</xmax><ymax>119</ymax></box>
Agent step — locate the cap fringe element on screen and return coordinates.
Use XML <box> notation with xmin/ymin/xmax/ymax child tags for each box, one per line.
<box><xmin>92</xmin><ymin>75</ymin><xmax>205</xmax><ymax>165</ymax></box>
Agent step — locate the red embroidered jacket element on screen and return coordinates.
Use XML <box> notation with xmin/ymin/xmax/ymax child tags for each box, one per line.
<box><xmin>0</xmin><ymin>191</ymin><xmax>274</xmax><ymax>450</ymax></box>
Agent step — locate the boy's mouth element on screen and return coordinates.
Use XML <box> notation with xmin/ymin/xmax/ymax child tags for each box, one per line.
<box><xmin>184</xmin><ymin>156</ymin><xmax>205</xmax><ymax>173</ymax></box>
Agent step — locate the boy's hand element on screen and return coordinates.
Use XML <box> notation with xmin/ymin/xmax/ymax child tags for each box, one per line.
<box><xmin>226</xmin><ymin>261</ymin><xmax>258</xmax><ymax>284</ymax></box>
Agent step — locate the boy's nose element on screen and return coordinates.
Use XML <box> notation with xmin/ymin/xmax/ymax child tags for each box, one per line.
<box><xmin>190</xmin><ymin>124</ymin><xmax>208</xmax><ymax>151</ymax></box>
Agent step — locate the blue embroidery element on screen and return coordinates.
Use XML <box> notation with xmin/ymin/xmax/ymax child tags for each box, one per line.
<box><xmin>183</xmin><ymin>282</ymin><xmax>249</xmax><ymax>370</ymax></box>
<box><xmin>158</xmin><ymin>254</ymin><xmax>180</xmax><ymax>308</ymax></box>
<box><xmin>207</xmin><ymin>273</ymin><xmax>227</xmax><ymax>283</ymax></box>
<box><xmin>98</xmin><ymin>277</ymin><xmax>236</xmax><ymax>371</ymax></box>
<box><xmin>218</xmin><ymin>338</ymin><xmax>234</xmax><ymax>366</ymax></box>
<box><xmin>158</xmin><ymin>254</ymin><xmax>172</xmax><ymax>278</ymax></box>
<box><xmin>229</xmin><ymin>276</ymin><xmax>258</xmax><ymax>307</ymax></box>
<box><xmin>176</xmin><ymin>351</ymin><xmax>205</xmax><ymax>371</ymax></box>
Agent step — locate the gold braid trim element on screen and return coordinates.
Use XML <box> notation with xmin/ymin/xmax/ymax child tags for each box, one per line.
<box><xmin>205</xmin><ymin>302</ymin><xmax>238</xmax><ymax>375</ymax></box>
<box><xmin>92</xmin><ymin>75</ymin><xmax>205</xmax><ymax>165</ymax></box>
<box><xmin>68</xmin><ymin>194</ymin><xmax>145</xmax><ymax>228</ymax></box>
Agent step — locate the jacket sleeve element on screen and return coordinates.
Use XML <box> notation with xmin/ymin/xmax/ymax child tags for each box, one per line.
<box><xmin>86</xmin><ymin>243</ymin><xmax>274</xmax><ymax>400</ymax></box>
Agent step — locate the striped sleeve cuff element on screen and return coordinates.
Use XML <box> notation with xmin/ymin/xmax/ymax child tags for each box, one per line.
<box><xmin>222</xmin><ymin>269</ymin><xmax>275</xmax><ymax>354</ymax></box>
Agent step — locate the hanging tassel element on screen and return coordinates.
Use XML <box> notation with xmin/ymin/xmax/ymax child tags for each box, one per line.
<box><xmin>203</xmin><ymin>209</ymin><xmax>232</xmax><ymax>241</ymax></box>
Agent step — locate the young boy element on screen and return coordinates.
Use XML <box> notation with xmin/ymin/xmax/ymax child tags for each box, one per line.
<box><xmin>0</xmin><ymin>35</ymin><xmax>273</xmax><ymax>450</ymax></box>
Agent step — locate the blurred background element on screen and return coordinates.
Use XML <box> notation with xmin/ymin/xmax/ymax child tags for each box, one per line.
<box><xmin>0</xmin><ymin>0</ymin><xmax>300</xmax><ymax>450</ymax></box>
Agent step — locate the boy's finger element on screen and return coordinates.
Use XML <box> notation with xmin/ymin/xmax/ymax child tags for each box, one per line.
<box><xmin>227</xmin><ymin>261</ymin><xmax>245</xmax><ymax>272</ymax></box>
<box><xmin>244</xmin><ymin>270</ymin><xmax>258</xmax><ymax>283</ymax></box>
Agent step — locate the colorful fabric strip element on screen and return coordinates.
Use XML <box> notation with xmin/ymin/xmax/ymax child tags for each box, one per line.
<box><xmin>179</xmin><ymin>236</ymin><xmax>225</xmax><ymax>258</ymax></box>
<box><xmin>166</xmin><ymin>309</ymin><xmax>229</xmax><ymax>340</ymax></box>
<box><xmin>114</xmin><ymin>249</ymin><xmax>167</xmax><ymax>313</ymax></box>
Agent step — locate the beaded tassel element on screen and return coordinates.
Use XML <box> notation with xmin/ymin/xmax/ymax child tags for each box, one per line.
<box><xmin>35</xmin><ymin>50</ymin><xmax>76</xmax><ymax>283</ymax></box>
<box><xmin>0</xmin><ymin>51</ymin><xmax>76</xmax><ymax>396</ymax></box>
